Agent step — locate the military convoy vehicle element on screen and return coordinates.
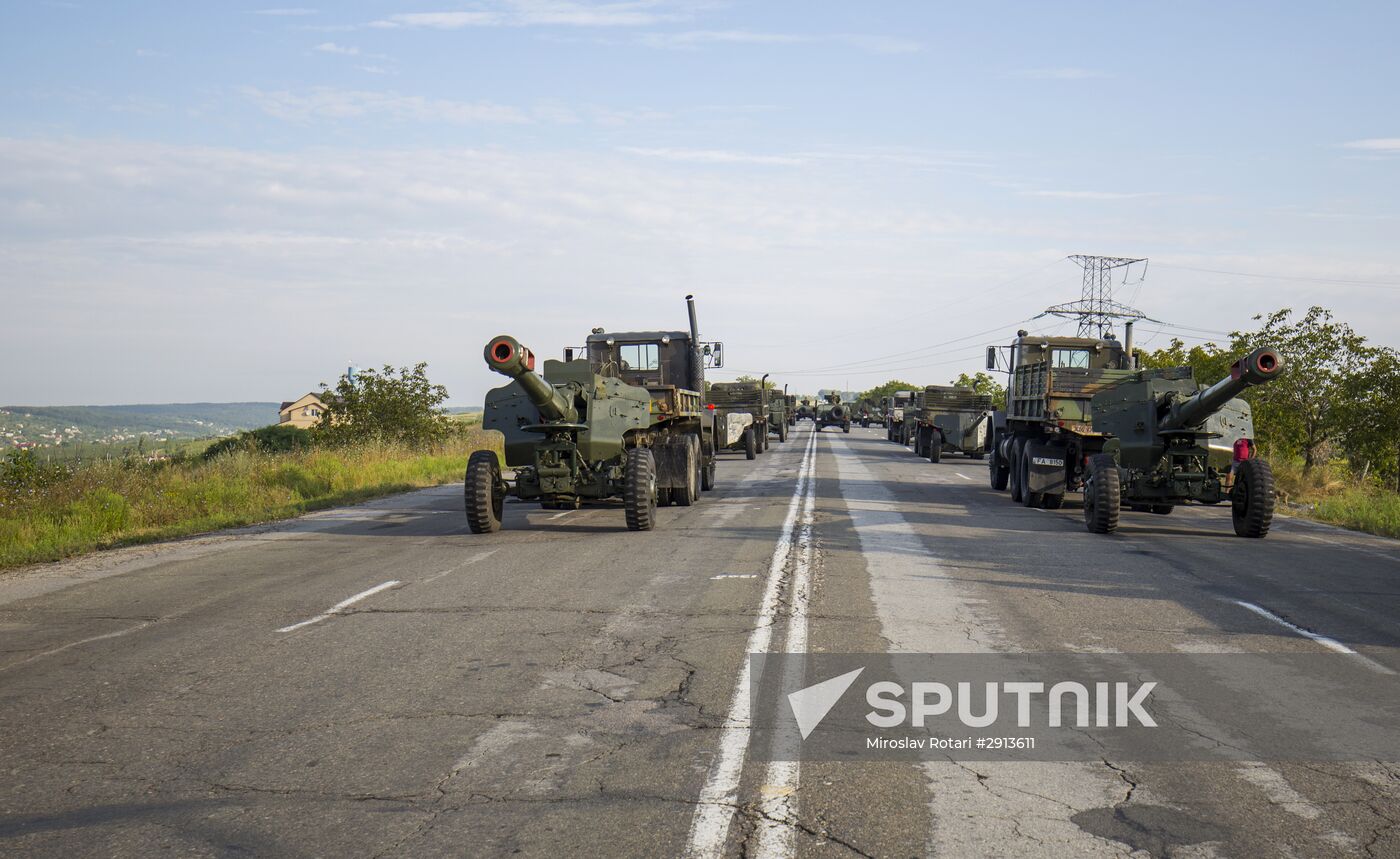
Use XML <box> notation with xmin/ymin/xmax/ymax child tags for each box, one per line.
<box><xmin>795</xmin><ymin>399</ymin><xmax>816</xmax><ymax>421</ymax></box>
<box><xmin>883</xmin><ymin>391</ymin><xmax>915</xmax><ymax>441</ymax></box>
<box><xmin>905</xmin><ymin>385</ymin><xmax>993</xmax><ymax>463</ymax></box>
<box><xmin>467</xmin><ymin>296</ymin><xmax>720</xmax><ymax>533</ymax></box>
<box><xmin>709</xmin><ymin>380</ymin><xmax>770</xmax><ymax>459</ymax></box>
<box><xmin>987</xmin><ymin>329</ymin><xmax>1284</xmax><ymax>537</ymax></box>
<box><xmin>766</xmin><ymin>385</ymin><xmax>791</xmax><ymax>442</ymax></box>
<box><xmin>815</xmin><ymin>393</ymin><xmax>852</xmax><ymax>433</ymax></box>
<box><xmin>783</xmin><ymin>394</ymin><xmax>798</xmax><ymax>426</ymax></box>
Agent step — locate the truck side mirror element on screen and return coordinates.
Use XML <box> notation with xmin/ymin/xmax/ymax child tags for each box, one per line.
<box><xmin>711</xmin><ymin>343</ymin><xmax>723</xmax><ymax>368</ymax></box>
<box><xmin>986</xmin><ymin>347</ymin><xmax>998</xmax><ymax>371</ymax></box>
<box><xmin>563</xmin><ymin>348</ymin><xmax>574</xmax><ymax>362</ymax></box>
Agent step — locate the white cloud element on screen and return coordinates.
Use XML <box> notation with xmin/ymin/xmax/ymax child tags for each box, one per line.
<box><xmin>619</xmin><ymin>146</ymin><xmax>807</xmax><ymax>166</ymax></box>
<box><xmin>1022</xmin><ymin>190</ymin><xmax>1156</xmax><ymax>200</ymax></box>
<box><xmin>240</xmin><ymin>86</ymin><xmax>530</xmax><ymax>124</ymax></box>
<box><xmin>638</xmin><ymin>29</ymin><xmax>921</xmax><ymax>54</ymax></box>
<box><xmin>1004</xmin><ymin>68</ymin><xmax>1106</xmax><ymax>80</ymax></box>
<box><xmin>313</xmin><ymin>41</ymin><xmax>359</xmax><ymax>55</ymax></box>
<box><xmin>370</xmin><ymin>1</ymin><xmax>691</xmax><ymax>29</ymax></box>
<box><xmin>1341</xmin><ymin>138</ymin><xmax>1400</xmax><ymax>152</ymax></box>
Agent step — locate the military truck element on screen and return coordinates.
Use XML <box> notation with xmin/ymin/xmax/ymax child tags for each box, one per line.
<box><xmin>795</xmin><ymin>399</ymin><xmax>816</xmax><ymax>422</ymax></box>
<box><xmin>467</xmin><ymin>296</ymin><xmax>721</xmax><ymax>533</ymax></box>
<box><xmin>986</xmin><ymin>329</ymin><xmax>1284</xmax><ymax>536</ymax></box>
<box><xmin>708</xmin><ymin>380</ymin><xmax>770</xmax><ymax>459</ymax></box>
<box><xmin>883</xmin><ymin>391</ymin><xmax>915</xmax><ymax>442</ymax></box>
<box><xmin>783</xmin><ymin>393</ymin><xmax>798</xmax><ymax>426</ymax></box>
<box><xmin>766</xmin><ymin>382</ymin><xmax>791</xmax><ymax>442</ymax></box>
<box><xmin>815</xmin><ymin>393</ymin><xmax>852</xmax><ymax>433</ymax></box>
<box><xmin>906</xmin><ymin>386</ymin><xmax>993</xmax><ymax>463</ymax></box>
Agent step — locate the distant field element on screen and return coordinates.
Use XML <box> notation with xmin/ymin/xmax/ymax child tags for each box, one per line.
<box><xmin>2</xmin><ymin>402</ymin><xmax>280</xmax><ymax>448</ymax></box>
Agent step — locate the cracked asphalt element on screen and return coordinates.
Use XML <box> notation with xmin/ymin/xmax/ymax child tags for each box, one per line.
<box><xmin>1</xmin><ymin>423</ymin><xmax>1397</xmax><ymax>857</ymax></box>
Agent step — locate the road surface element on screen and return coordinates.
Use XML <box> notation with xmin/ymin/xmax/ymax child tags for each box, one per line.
<box><xmin>2</xmin><ymin>424</ymin><xmax>1397</xmax><ymax>857</ymax></box>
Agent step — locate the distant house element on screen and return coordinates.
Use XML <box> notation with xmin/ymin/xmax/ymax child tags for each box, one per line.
<box><xmin>278</xmin><ymin>393</ymin><xmax>326</xmax><ymax>429</ymax></box>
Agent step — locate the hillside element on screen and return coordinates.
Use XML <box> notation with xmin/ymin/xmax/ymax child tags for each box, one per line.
<box><xmin>1</xmin><ymin>402</ymin><xmax>280</xmax><ymax>448</ymax></box>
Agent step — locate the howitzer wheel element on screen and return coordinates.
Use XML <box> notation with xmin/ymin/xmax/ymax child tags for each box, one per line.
<box><xmin>1231</xmin><ymin>458</ymin><xmax>1275</xmax><ymax>538</ymax></box>
<box><xmin>743</xmin><ymin>428</ymin><xmax>757</xmax><ymax>460</ymax></box>
<box><xmin>928</xmin><ymin>433</ymin><xmax>942</xmax><ymax>464</ymax></box>
<box><xmin>843</xmin><ymin>422</ymin><xmax>851</xmax><ymax>434</ymax></box>
<box><xmin>778</xmin><ymin>421</ymin><xmax>789</xmax><ymax>443</ymax></box>
<box><xmin>1084</xmin><ymin>454</ymin><xmax>1121</xmax><ymax>534</ymax></box>
<box><xmin>624</xmin><ymin>447</ymin><xmax>658</xmax><ymax>531</ymax></box>
<box><xmin>464</xmin><ymin>450</ymin><xmax>504</xmax><ymax>534</ymax></box>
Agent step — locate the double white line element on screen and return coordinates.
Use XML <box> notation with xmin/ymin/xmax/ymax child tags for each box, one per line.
<box><xmin>685</xmin><ymin>426</ymin><xmax>820</xmax><ymax>859</ymax></box>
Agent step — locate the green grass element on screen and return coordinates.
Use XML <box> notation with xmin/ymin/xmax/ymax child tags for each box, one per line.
<box><xmin>1270</xmin><ymin>458</ymin><xmax>1400</xmax><ymax>539</ymax></box>
<box><xmin>0</xmin><ymin>434</ymin><xmax>499</xmax><ymax>570</ymax></box>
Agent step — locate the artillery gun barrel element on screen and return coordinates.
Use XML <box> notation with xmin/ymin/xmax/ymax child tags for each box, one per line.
<box><xmin>484</xmin><ymin>335</ymin><xmax>578</xmax><ymax>423</ymax></box>
<box><xmin>1160</xmin><ymin>347</ymin><xmax>1284</xmax><ymax>431</ymax></box>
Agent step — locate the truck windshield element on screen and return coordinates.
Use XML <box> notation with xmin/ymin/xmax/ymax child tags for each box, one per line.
<box><xmin>1052</xmin><ymin>348</ymin><xmax>1090</xmax><ymax>369</ymax></box>
<box><xmin>619</xmin><ymin>343</ymin><xmax>660</xmax><ymax>371</ymax></box>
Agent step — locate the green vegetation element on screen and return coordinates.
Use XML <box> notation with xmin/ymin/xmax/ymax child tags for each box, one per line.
<box><xmin>859</xmin><ymin>380</ymin><xmax>920</xmax><ymax>402</ymax></box>
<box><xmin>0</xmin><ymin>432</ymin><xmax>498</xmax><ymax>570</ymax></box>
<box><xmin>317</xmin><ymin>363</ymin><xmax>452</xmax><ymax>446</ymax></box>
<box><xmin>951</xmin><ymin>372</ymin><xmax>1007</xmax><ymax>409</ymax></box>
<box><xmin>0</xmin><ymin>402</ymin><xmax>279</xmax><ymax>447</ymax></box>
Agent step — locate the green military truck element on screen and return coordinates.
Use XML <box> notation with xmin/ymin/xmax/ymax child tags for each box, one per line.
<box><xmin>883</xmin><ymin>391</ymin><xmax>915</xmax><ymax>442</ymax></box>
<box><xmin>468</xmin><ymin>296</ymin><xmax>721</xmax><ymax>533</ymax></box>
<box><xmin>906</xmin><ymin>385</ymin><xmax>993</xmax><ymax>463</ymax></box>
<box><xmin>987</xmin><ymin>329</ymin><xmax>1284</xmax><ymax>536</ymax></box>
<box><xmin>708</xmin><ymin>380</ymin><xmax>770</xmax><ymax>458</ymax></box>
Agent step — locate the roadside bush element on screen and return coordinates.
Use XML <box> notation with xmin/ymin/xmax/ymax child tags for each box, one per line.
<box><xmin>203</xmin><ymin>424</ymin><xmax>314</xmax><ymax>460</ymax></box>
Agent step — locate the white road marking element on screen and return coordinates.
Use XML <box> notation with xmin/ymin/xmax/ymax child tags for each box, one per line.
<box><xmin>685</xmin><ymin>426</ymin><xmax>819</xmax><ymax>859</ymax></box>
<box><xmin>954</xmin><ymin>472</ymin><xmax>972</xmax><ymax>481</ymax></box>
<box><xmin>1230</xmin><ymin>599</ymin><xmax>1395</xmax><ymax>675</ymax></box>
<box><xmin>753</xmin><ymin>425</ymin><xmax>820</xmax><ymax>858</ymax></box>
<box><xmin>420</xmin><ymin>549</ymin><xmax>499</xmax><ymax>585</ymax></box>
<box><xmin>710</xmin><ymin>574</ymin><xmax>758</xmax><ymax>580</ymax></box>
<box><xmin>0</xmin><ymin>622</ymin><xmax>153</xmax><ymax>673</ymax></box>
<box><xmin>277</xmin><ymin>580</ymin><xmax>401</xmax><ymax>633</ymax></box>
<box><xmin>548</xmin><ymin>510</ymin><xmax>572</xmax><ymax>520</ymax></box>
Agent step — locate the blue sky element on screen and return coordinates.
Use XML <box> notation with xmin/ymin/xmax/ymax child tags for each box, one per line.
<box><xmin>3</xmin><ymin>1</ymin><xmax>1398</xmax><ymax>405</ymax></box>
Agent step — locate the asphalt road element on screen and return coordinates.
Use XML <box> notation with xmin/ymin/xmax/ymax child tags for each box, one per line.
<box><xmin>2</xmin><ymin>423</ymin><xmax>1398</xmax><ymax>857</ymax></box>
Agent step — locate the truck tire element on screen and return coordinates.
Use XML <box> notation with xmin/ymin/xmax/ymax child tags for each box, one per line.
<box><xmin>929</xmin><ymin>433</ymin><xmax>942</xmax><ymax>463</ymax></box>
<box><xmin>1149</xmin><ymin>504</ymin><xmax>1174</xmax><ymax>515</ymax></box>
<box><xmin>624</xmin><ymin>447</ymin><xmax>657</xmax><ymax>531</ymax></box>
<box><xmin>1042</xmin><ymin>492</ymin><xmax>1065</xmax><ymax>509</ymax></box>
<box><xmin>675</xmin><ymin>436</ymin><xmax>698</xmax><ymax>507</ymax></box>
<box><xmin>1231</xmin><ymin>458</ymin><xmax>1275</xmax><ymax>538</ymax></box>
<box><xmin>744</xmin><ymin>428</ymin><xmax>757</xmax><ymax>460</ymax></box>
<box><xmin>1084</xmin><ymin>454</ymin><xmax>1120</xmax><ymax>534</ymax></box>
<box><xmin>1009</xmin><ymin>438</ymin><xmax>1025</xmax><ymax>503</ymax></box>
<box><xmin>464</xmin><ymin>450</ymin><xmax>503</xmax><ymax>534</ymax></box>
<box><xmin>701</xmin><ymin>457</ymin><xmax>716</xmax><ymax>492</ymax></box>
<box><xmin>1019</xmin><ymin>446</ymin><xmax>1041</xmax><ymax>508</ymax></box>
<box><xmin>989</xmin><ymin>440</ymin><xmax>1009</xmax><ymax>491</ymax></box>
<box><xmin>913</xmin><ymin>428</ymin><xmax>923</xmax><ymax>456</ymax></box>
<box><xmin>843</xmin><ymin>422</ymin><xmax>851</xmax><ymax>434</ymax></box>
<box><xmin>968</xmin><ymin>451</ymin><xmax>985</xmax><ymax>461</ymax></box>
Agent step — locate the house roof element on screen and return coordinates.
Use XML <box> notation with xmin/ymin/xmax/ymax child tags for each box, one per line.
<box><xmin>279</xmin><ymin>392</ymin><xmax>324</xmax><ymax>413</ymax></box>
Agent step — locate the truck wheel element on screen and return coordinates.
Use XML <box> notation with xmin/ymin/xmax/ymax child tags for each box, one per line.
<box><xmin>624</xmin><ymin>448</ymin><xmax>657</xmax><ymax>531</ymax></box>
<box><xmin>1042</xmin><ymin>492</ymin><xmax>1064</xmax><ymax>509</ymax></box>
<box><xmin>914</xmin><ymin>428</ymin><xmax>925</xmax><ymax>456</ymax></box>
<box><xmin>1020</xmin><ymin>446</ymin><xmax>1041</xmax><ymax>507</ymax></box>
<box><xmin>657</xmin><ymin>487</ymin><xmax>673</xmax><ymax>507</ymax></box>
<box><xmin>1084</xmin><ymin>455</ymin><xmax>1120</xmax><ymax>534</ymax></box>
<box><xmin>1149</xmin><ymin>504</ymin><xmax>1174</xmax><ymax>515</ymax></box>
<box><xmin>743</xmin><ymin>428</ymin><xmax>757</xmax><ymax>460</ymax></box>
<box><xmin>843</xmin><ymin>422</ymin><xmax>851</xmax><ymax>434</ymax></box>
<box><xmin>989</xmin><ymin>441</ymin><xmax>1010</xmax><ymax>491</ymax></box>
<box><xmin>968</xmin><ymin>451</ymin><xmax>985</xmax><ymax>461</ymax></box>
<box><xmin>464</xmin><ymin>450</ymin><xmax>503</xmax><ymax>534</ymax></box>
<box><xmin>1009</xmin><ymin>439</ymin><xmax>1025</xmax><ymax>503</ymax></box>
<box><xmin>1231</xmin><ymin>458</ymin><xmax>1275</xmax><ymax>538</ymax></box>
<box><xmin>929</xmin><ymin>434</ymin><xmax>942</xmax><ymax>464</ymax></box>
<box><xmin>701</xmin><ymin>457</ymin><xmax>716</xmax><ymax>491</ymax></box>
<box><xmin>778</xmin><ymin>422</ymin><xmax>789</xmax><ymax>443</ymax></box>
<box><xmin>675</xmin><ymin>437</ymin><xmax>698</xmax><ymax>507</ymax></box>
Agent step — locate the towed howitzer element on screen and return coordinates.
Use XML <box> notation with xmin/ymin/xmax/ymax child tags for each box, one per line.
<box><xmin>467</xmin><ymin>300</ymin><xmax>716</xmax><ymax>534</ymax></box>
<box><xmin>1077</xmin><ymin>347</ymin><xmax>1286</xmax><ymax>537</ymax></box>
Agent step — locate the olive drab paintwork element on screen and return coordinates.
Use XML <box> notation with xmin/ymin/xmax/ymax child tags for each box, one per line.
<box><xmin>708</xmin><ymin>381</ymin><xmax>770</xmax><ymax>452</ymax></box>
<box><xmin>468</xmin><ymin>297</ymin><xmax>720</xmax><ymax>533</ymax></box>
<box><xmin>905</xmin><ymin>386</ymin><xmax>993</xmax><ymax>461</ymax></box>
<box><xmin>815</xmin><ymin>392</ymin><xmax>851</xmax><ymax>433</ymax></box>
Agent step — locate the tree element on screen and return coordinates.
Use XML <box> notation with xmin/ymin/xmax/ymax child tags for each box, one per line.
<box><xmin>951</xmin><ymin>372</ymin><xmax>1006</xmax><ymax>409</ymax></box>
<box><xmin>1138</xmin><ymin>338</ymin><xmax>1233</xmax><ymax>382</ymax></box>
<box><xmin>860</xmin><ymin>380</ymin><xmax>920</xmax><ymax>403</ymax></box>
<box><xmin>1227</xmin><ymin>307</ymin><xmax>1370</xmax><ymax>474</ymax></box>
<box><xmin>1340</xmin><ymin>346</ymin><xmax>1400</xmax><ymax>491</ymax></box>
<box><xmin>316</xmin><ymin>362</ymin><xmax>451</xmax><ymax>447</ymax></box>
